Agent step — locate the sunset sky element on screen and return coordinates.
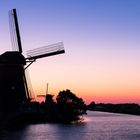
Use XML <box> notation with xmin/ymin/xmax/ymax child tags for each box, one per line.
<box><xmin>0</xmin><ymin>0</ymin><xmax>140</xmax><ymax>104</ymax></box>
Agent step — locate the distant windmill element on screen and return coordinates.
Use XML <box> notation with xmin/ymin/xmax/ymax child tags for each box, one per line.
<box><xmin>0</xmin><ymin>9</ymin><xmax>65</xmax><ymax>112</ymax></box>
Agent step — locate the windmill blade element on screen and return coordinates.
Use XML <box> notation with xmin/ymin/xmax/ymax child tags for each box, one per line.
<box><xmin>9</xmin><ymin>9</ymin><xmax>22</xmax><ymax>53</ymax></box>
<box><xmin>26</xmin><ymin>42</ymin><xmax>65</xmax><ymax>60</ymax></box>
<box><xmin>25</xmin><ymin>69</ymin><xmax>35</xmax><ymax>100</ymax></box>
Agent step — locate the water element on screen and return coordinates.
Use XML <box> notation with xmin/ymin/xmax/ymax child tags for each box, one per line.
<box><xmin>1</xmin><ymin>111</ymin><xmax>140</xmax><ymax>140</ymax></box>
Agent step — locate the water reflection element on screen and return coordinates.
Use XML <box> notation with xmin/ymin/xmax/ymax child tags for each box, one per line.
<box><xmin>0</xmin><ymin>126</ymin><xmax>28</xmax><ymax>140</ymax></box>
<box><xmin>17</xmin><ymin>122</ymin><xmax>87</xmax><ymax>140</ymax></box>
<box><xmin>1</xmin><ymin>111</ymin><xmax>140</xmax><ymax>140</ymax></box>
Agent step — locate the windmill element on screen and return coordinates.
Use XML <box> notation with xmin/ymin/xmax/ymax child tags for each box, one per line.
<box><xmin>0</xmin><ymin>9</ymin><xmax>65</xmax><ymax>112</ymax></box>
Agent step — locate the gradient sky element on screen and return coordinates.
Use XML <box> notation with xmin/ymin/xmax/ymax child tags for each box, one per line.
<box><xmin>0</xmin><ymin>0</ymin><xmax>140</xmax><ymax>104</ymax></box>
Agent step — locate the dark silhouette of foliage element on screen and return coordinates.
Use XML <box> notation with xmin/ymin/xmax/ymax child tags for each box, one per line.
<box><xmin>0</xmin><ymin>89</ymin><xmax>87</xmax><ymax>127</ymax></box>
<box><xmin>87</xmin><ymin>101</ymin><xmax>96</xmax><ymax>110</ymax></box>
<box><xmin>88</xmin><ymin>101</ymin><xmax>140</xmax><ymax>115</ymax></box>
<box><xmin>56</xmin><ymin>89</ymin><xmax>87</xmax><ymax>122</ymax></box>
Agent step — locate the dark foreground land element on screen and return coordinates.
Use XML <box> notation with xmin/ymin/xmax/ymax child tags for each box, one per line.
<box><xmin>0</xmin><ymin>89</ymin><xmax>87</xmax><ymax>129</ymax></box>
<box><xmin>87</xmin><ymin>102</ymin><xmax>140</xmax><ymax>115</ymax></box>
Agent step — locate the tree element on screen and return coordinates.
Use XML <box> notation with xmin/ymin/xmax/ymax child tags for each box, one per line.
<box><xmin>56</xmin><ymin>89</ymin><xmax>87</xmax><ymax>122</ymax></box>
<box><xmin>87</xmin><ymin>101</ymin><xmax>96</xmax><ymax>110</ymax></box>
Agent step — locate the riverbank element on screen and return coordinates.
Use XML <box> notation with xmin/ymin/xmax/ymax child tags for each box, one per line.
<box><xmin>87</xmin><ymin>103</ymin><xmax>140</xmax><ymax>116</ymax></box>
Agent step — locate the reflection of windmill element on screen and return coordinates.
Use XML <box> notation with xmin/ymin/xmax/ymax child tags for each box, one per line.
<box><xmin>0</xmin><ymin>9</ymin><xmax>65</xmax><ymax>112</ymax></box>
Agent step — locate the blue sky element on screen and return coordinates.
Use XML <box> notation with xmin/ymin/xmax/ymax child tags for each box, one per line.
<box><xmin>0</xmin><ymin>0</ymin><xmax>140</xmax><ymax>103</ymax></box>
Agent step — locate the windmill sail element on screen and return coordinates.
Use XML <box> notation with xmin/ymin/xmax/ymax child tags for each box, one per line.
<box><xmin>9</xmin><ymin>9</ymin><xmax>22</xmax><ymax>53</ymax></box>
<box><xmin>8</xmin><ymin>9</ymin><xmax>30</xmax><ymax>101</ymax></box>
<box><xmin>26</xmin><ymin>42</ymin><xmax>65</xmax><ymax>60</ymax></box>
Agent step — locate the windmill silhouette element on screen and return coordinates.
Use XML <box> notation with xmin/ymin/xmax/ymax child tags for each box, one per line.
<box><xmin>0</xmin><ymin>9</ymin><xmax>65</xmax><ymax>112</ymax></box>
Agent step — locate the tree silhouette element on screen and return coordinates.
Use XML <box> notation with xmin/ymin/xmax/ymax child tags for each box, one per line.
<box><xmin>87</xmin><ymin>101</ymin><xmax>96</xmax><ymax>110</ymax></box>
<box><xmin>56</xmin><ymin>89</ymin><xmax>87</xmax><ymax>122</ymax></box>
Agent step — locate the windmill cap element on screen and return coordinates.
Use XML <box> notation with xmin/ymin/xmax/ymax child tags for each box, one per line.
<box><xmin>0</xmin><ymin>51</ymin><xmax>26</xmax><ymax>65</ymax></box>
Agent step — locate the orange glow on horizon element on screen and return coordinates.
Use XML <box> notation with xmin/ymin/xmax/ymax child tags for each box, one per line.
<box><xmin>32</xmin><ymin>84</ymin><xmax>140</xmax><ymax>105</ymax></box>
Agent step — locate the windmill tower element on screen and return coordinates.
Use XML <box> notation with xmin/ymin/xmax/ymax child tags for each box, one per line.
<box><xmin>0</xmin><ymin>9</ymin><xmax>65</xmax><ymax>112</ymax></box>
